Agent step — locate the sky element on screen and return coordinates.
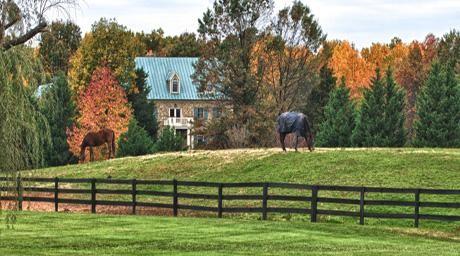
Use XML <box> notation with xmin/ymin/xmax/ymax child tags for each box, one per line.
<box><xmin>59</xmin><ymin>0</ymin><xmax>460</xmax><ymax>49</ymax></box>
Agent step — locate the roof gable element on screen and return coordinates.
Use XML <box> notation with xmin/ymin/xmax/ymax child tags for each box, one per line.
<box><xmin>135</xmin><ymin>57</ymin><xmax>207</xmax><ymax>100</ymax></box>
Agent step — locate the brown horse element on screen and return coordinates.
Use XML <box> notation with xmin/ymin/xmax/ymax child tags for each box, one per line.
<box><xmin>80</xmin><ymin>128</ymin><xmax>116</xmax><ymax>162</ymax></box>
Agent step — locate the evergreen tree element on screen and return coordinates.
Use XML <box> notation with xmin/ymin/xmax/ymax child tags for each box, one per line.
<box><xmin>353</xmin><ymin>68</ymin><xmax>407</xmax><ymax>147</ymax></box>
<box><xmin>306</xmin><ymin>65</ymin><xmax>337</xmax><ymax>132</ymax></box>
<box><xmin>127</xmin><ymin>68</ymin><xmax>158</xmax><ymax>140</ymax></box>
<box><xmin>117</xmin><ymin>119</ymin><xmax>155</xmax><ymax>157</ymax></box>
<box><xmin>39</xmin><ymin>73</ymin><xmax>77</xmax><ymax>166</ymax></box>
<box><xmin>352</xmin><ymin>69</ymin><xmax>387</xmax><ymax>146</ymax></box>
<box><xmin>413</xmin><ymin>62</ymin><xmax>460</xmax><ymax>147</ymax></box>
<box><xmin>154</xmin><ymin>127</ymin><xmax>185</xmax><ymax>152</ymax></box>
<box><xmin>316</xmin><ymin>78</ymin><xmax>355</xmax><ymax>147</ymax></box>
<box><xmin>382</xmin><ymin>69</ymin><xmax>406</xmax><ymax>146</ymax></box>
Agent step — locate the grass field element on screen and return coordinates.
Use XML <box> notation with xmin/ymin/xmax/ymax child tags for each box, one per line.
<box><xmin>21</xmin><ymin>148</ymin><xmax>460</xmax><ymax>231</ymax></box>
<box><xmin>0</xmin><ymin>211</ymin><xmax>459</xmax><ymax>256</ymax></box>
<box><xmin>29</xmin><ymin>148</ymin><xmax>460</xmax><ymax>188</ymax></box>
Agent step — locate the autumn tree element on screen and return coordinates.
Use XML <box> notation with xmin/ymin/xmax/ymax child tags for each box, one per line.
<box><xmin>395</xmin><ymin>36</ymin><xmax>438</xmax><ymax>140</ymax></box>
<box><xmin>69</xmin><ymin>18</ymin><xmax>140</xmax><ymax>94</ymax></box>
<box><xmin>316</xmin><ymin>78</ymin><xmax>355</xmax><ymax>147</ymax></box>
<box><xmin>67</xmin><ymin>66</ymin><xmax>132</xmax><ymax>159</ymax></box>
<box><xmin>413</xmin><ymin>62</ymin><xmax>460</xmax><ymax>147</ymax></box>
<box><xmin>38</xmin><ymin>72</ymin><xmax>77</xmax><ymax>166</ymax></box>
<box><xmin>361</xmin><ymin>43</ymin><xmax>391</xmax><ymax>71</ymax></box>
<box><xmin>38</xmin><ymin>21</ymin><xmax>81</xmax><ymax>76</ymax></box>
<box><xmin>257</xmin><ymin>1</ymin><xmax>326</xmax><ymax>115</ymax></box>
<box><xmin>328</xmin><ymin>40</ymin><xmax>373</xmax><ymax>99</ymax></box>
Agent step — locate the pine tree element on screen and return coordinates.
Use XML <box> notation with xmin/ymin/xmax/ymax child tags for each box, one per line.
<box><xmin>306</xmin><ymin>65</ymin><xmax>337</xmax><ymax>132</ymax></box>
<box><xmin>382</xmin><ymin>69</ymin><xmax>406</xmax><ymax>146</ymax></box>
<box><xmin>413</xmin><ymin>62</ymin><xmax>460</xmax><ymax>147</ymax></box>
<box><xmin>154</xmin><ymin>127</ymin><xmax>185</xmax><ymax>152</ymax></box>
<box><xmin>127</xmin><ymin>68</ymin><xmax>158</xmax><ymax>140</ymax></box>
<box><xmin>39</xmin><ymin>73</ymin><xmax>77</xmax><ymax>166</ymax></box>
<box><xmin>117</xmin><ymin>119</ymin><xmax>155</xmax><ymax>157</ymax></box>
<box><xmin>316</xmin><ymin>77</ymin><xmax>355</xmax><ymax>147</ymax></box>
<box><xmin>352</xmin><ymin>69</ymin><xmax>387</xmax><ymax>146</ymax></box>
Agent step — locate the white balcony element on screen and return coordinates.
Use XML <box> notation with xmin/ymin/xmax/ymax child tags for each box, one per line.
<box><xmin>163</xmin><ymin>117</ymin><xmax>193</xmax><ymax>128</ymax></box>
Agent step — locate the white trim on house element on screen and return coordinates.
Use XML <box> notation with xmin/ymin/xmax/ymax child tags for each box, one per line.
<box><xmin>169</xmin><ymin>74</ymin><xmax>180</xmax><ymax>94</ymax></box>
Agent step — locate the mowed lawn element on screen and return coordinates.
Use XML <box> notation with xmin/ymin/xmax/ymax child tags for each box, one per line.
<box><xmin>0</xmin><ymin>211</ymin><xmax>459</xmax><ymax>256</ymax></box>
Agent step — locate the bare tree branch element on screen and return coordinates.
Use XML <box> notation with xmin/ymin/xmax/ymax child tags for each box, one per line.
<box><xmin>2</xmin><ymin>20</ymin><xmax>46</xmax><ymax>50</ymax></box>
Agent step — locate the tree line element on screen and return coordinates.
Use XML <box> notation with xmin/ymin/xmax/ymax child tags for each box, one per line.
<box><xmin>1</xmin><ymin>0</ymin><xmax>459</xmax><ymax>175</ymax></box>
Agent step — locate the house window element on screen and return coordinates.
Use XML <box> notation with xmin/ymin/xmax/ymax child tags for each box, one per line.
<box><xmin>195</xmin><ymin>135</ymin><xmax>207</xmax><ymax>146</ymax></box>
<box><xmin>194</xmin><ymin>107</ymin><xmax>208</xmax><ymax>120</ymax></box>
<box><xmin>170</xmin><ymin>75</ymin><xmax>180</xmax><ymax>94</ymax></box>
<box><xmin>169</xmin><ymin>108</ymin><xmax>181</xmax><ymax>118</ymax></box>
<box><xmin>212</xmin><ymin>107</ymin><xmax>222</xmax><ymax>118</ymax></box>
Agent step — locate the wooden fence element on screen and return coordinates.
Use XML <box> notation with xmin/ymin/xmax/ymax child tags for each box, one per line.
<box><xmin>1</xmin><ymin>177</ymin><xmax>460</xmax><ymax>227</ymax></box>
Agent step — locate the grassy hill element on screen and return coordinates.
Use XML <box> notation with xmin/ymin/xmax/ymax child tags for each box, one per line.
<box><xmin>29</xmin><ymin>148</ymin><xmax>460</xmax><ymax>188</ymax></box>
<box><xmin>1</xmin><ymin>211</ymin><xmax>459</xmax><ymax>256</ymax></box>
<box><xmin>22</xmin><ymin>148</ymin><xmax>460</xmax><ymax>232</ymax></box>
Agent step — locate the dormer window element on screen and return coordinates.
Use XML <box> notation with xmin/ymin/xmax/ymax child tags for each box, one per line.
<box><xmin>170</xmin><ymin>74</ymin><xmax>180</xmax><ymax>94</ymax></box>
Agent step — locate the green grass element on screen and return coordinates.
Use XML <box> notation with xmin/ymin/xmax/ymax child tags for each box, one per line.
<box><xmin>29</xmin><ymin>148</ymin><xmax>460</xmax><ymax>188</ymax></box>
<box><xmin>0</xmin><ymin>211</ymin><xmax>459</xmax><ymax>256</ymax></box>
<box><xmin>22</xmin><ymin>148</ymin><xmax>460</xmax><ymax>231</ymax></box>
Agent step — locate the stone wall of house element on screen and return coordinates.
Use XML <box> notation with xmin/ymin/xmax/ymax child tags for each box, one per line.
<box><xmin>155</xmin><ymin>100</ymin><xmax>221</xmax><ymax>129</ymax></box>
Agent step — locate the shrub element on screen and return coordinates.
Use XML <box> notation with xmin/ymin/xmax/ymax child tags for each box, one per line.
<box><xmin>117</xmin><ymin>119</ymin><xmax>154</xmax><ymax>157</ymax></box>
<box><xmin>154</xmin><ymin>126</ymin><xmax>185</xmax><ymax>152</ymax></box>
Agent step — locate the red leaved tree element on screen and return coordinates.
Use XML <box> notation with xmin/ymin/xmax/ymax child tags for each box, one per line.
<box><xmin>67</xmin><ymin>66</ymin><xmax>132</xmax><ymax>160</ymax></box>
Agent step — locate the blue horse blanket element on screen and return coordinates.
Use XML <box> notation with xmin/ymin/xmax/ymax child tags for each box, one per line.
<box><xmin>277</xmin><ymin>112</ymin><xmax>310</xmax><ymax>137</ymax></box>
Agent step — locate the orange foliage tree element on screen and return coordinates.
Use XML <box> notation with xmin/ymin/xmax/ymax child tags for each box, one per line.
<box><xmin>328</xmin><ymin>41</ymin><xmax>374</xmax><ymax>99</ymax></box>
<box><xmin>67</xmin><ymin>66</ymin><xmax>132</xmax><ymax>159</ymax></box>
<box><xmin>395</xmin><ymin>35</ymin><xmax>438</xmax><ymax>139</ymax></box>
<box><xmin>362</xmin><ymin>43</ymin><xmax>392</xmax><ymax>72</ymax></box>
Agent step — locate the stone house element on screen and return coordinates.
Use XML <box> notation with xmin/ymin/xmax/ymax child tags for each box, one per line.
<box><xmin>135</xmin><ymin>57</ymin><xmax>221</xmax><ymax>148</ymax></box>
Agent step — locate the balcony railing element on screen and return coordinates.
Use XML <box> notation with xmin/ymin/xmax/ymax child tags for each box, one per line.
<box><xmin>163</xmin><ymin>117</ymin><xmax>193</xmax><ymax>128</ymax></box>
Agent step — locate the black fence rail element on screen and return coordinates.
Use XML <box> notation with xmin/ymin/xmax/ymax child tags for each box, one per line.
<box><xmin>1</xmin><ymin>177</ymin><xmax>459</xmax><ymax>227</ymax></box>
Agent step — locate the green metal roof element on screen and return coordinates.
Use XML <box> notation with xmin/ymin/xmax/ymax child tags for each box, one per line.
<box><xmin>135</xmin><ymin>57</ymin><xmax>209</xmax><ymax>100</ymax></box>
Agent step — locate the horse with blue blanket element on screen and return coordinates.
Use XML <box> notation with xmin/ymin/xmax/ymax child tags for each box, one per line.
<box><xmin>277</xmin><ymin>112</ymin><xmax>315</xmax><ymax>152</ymax></box>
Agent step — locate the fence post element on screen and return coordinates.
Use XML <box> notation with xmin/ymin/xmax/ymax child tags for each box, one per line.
<box><xmin>132</xmin><ymin>179</ymin><xmax>137</xmax><ymax>215</ymax></box>
<box><xmin>16</xmin><ymin>175</ymin><xmax>22</xmax><ymax>211</ymax></box>
<box><xmin>91</xmin><ymin>179</ymin><xmax>96</xmax><ymax>213</ymax></box>
<box><xmin>173</xmin><ymin>179</ymin><xmax>178</xmax><ymax>217</ymax></box>
<box><xmin>359</xmin><ymin>187</ymin><xmax>365</xmax><ymax>225</ymax></box>
<box><xmin>311</xmin><ymin>186</ymin><xmax>318</xmax><ymax>222</ymax></box>
<box><xmin>54</xmin><ymin>177</ymin><xmax>59</xmax><ymax>212</ymax></box>
<box><xmin>262</xmin><ymin>183</ymin><xmax>268</xmax><ymax>220</ymax></box>
<box><xmin>414</xmin><ymin>189</ymin><xmax>420</xmax><ymax>228</ymax></box>
<box><xmin>218</xmin><ymin>183</ymin><xmax>223</xmax><ymax>218</ymax></box>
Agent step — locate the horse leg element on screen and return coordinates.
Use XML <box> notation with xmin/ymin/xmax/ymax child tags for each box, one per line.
<box><xmin>90</xmin><ymin>147</ymin><xmax>94</xmax><ymax>162</ymax></box>
<box><xmin>108</xmin><ymin>141</ymin><xmax>113</xmax><ymax>159</ymax></box>
<box><xmin>295</xmin><ymin>136</ymin><xmax>299</xmax><ymax>152</ymax></box>
<box><xmin>305</xmin><ymin>136</ymin><xmax>312</xmax><ymax>152</ymax></box>
<box><xmin>280</xmin><ymin>133</ymin><xmax>286</xmax><ymax>152</ymax></box>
